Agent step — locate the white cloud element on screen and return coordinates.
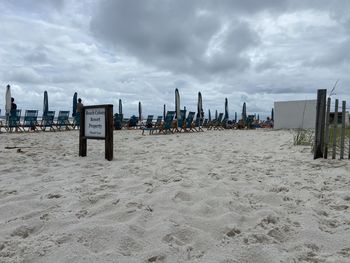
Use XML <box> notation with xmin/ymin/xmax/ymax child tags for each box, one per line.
<box><xmin>0</xmin><ymin>0</ymin><xmax>349</xmax><ymax>119</ymax></box>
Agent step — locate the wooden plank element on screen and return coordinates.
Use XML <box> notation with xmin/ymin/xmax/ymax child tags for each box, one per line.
<box><xmin>324</xmin><ymin>97</ymin><xmax>331</xmax><ymax>159</ymax></box>
<box><xmin>340</xmin><ymin>101</ymin><xmax>346</xmax><ymax>159</ymax></box>
<box><xmin>105</xmin><ymin>105</ymin><xmax>113</xmax><ymax>161</ymax></box>
<box><xmin>332</xmin><ymin>99</ymin><xmax>338</xmax><ymax>159</ymax></box>
<box><xmin>314</xmin><ymin>89</ymin><xmax>327</xmax><ymax>159</ymax></box>
<box><xmin>79</xmin><ymin>106</ymin><xmax>87</xmax><ymax>157</ymax></box>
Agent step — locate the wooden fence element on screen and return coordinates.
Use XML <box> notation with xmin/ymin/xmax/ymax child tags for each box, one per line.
<box><xmin>314</xmin><ymin>89</ymin><xmax>350</xmax><ymax>159</ymax></box>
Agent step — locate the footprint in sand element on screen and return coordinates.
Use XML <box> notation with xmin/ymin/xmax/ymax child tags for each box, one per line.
<box><xmin>225</xmin><ymin>227</ymin><xmax>241</xmax><ymax>238</ymax></box>
<box><xmin>47</xmin><ymin>193</ymin><xmax>62</xmax><ymax>199</ymax></box>
<box><xmin>147</xmin><ymin>255</ymin><xmax>166</xmax><ymax>262</ymax></box>
<box><xmin>162</xmin><ymin>228</ymin><xmax>195</xmax><ymax>246</ymax></box>
<box><xmin>173</xmin><ymin>191</ymin><xmax>191</xmax><ymax>202</ymax></box>
<box><xmin>11</xmin><ymin>224</ymin><xmax>40</xmax><ymax>238</ymax></box>
<box><xmin>75</xmin><ymin>209</ymin><xmax>88</xmax><ymax>219</ymax></box>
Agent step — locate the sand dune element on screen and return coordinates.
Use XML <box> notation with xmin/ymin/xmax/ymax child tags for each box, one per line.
<box><xmin>0</xmin><ymin>129</ymin><xmax>350</xmax><ymax>262</ymax></box>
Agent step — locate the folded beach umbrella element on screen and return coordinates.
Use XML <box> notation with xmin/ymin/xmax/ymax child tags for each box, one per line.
<box><xmin>5</xmin><ymin>84</ymin><xmax>11</xmax><ymax>116</ymax></box>
<box><xmin>163</xmin><ymin>104</ymin><xmax>166</xmax><ymax>120</ymax></box>
<box><xmin>72</xmin><ymin>92</ymin><xmax>77</xmax><ymax>117</ymax></box>
<box><xmin>208</xmin><ymin>109</ymin><xmax>211</xmax><ymax>122</ymax></box>
<box><xmin>197</xmin><ymin>92</ymin><xmax>203</xmax><ymax>119</ymax></box>
<box><xmin>175</xmin><ymin>88</ymin><xmax>180</xmax><ymax>119</ymax></box>
<box><xmin>271</xmin><ymin>108</ymin><xmax>274</xmax><ymax>121</ymax></box>
<box><xmin>119</xmin><ymin>99</ymin><xmax>122</xmax><ymax>115</ymax></box>
<box><xmin>242</xmin><ymin>102</ymin><xmax>247</xmax><ymax>121</ymax></box>
<box><xmin>235</xmin><ymin>112</ymin><xmax>237</xmax><ymax>122</ymax></box>
<box><xmin>224</xmin><ymin>98</ymin><xmax>229</xmax><ymax>120</ymax></box>
<box><xmin>43</xmin><ymin>91</ymin><xmax>48</xmax><ymax>116</ymax></box>
<box><xmin>258</xmin><ymin>114</ymin><xmax>260</xmax><ymax>122</ymax></box>
<box><xmin>138</xmin><ymin>101</ymin><xmax>142</xmax><ymax>121</ymax></box>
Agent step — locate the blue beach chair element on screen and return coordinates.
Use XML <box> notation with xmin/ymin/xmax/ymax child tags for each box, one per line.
<box><xmin>6</xmin><ymin>109</ymin><xmax>21</xmax><ymax>132</ymax></box>
<box><xmin>55</xmin><ymin>111</ymin><xmax>70</xmax><ymax>130</ymax></box>
<box><xmin>40</xmin><ymin>111</ymin><xmax>55</xmax><ymax>131</ymax></box>
<box><xmin>21</xmin><ymin>110</ymin><xmax>39</xmax><ymax>131</ymax></box>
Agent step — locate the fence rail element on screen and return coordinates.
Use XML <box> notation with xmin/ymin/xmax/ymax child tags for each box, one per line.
<box><xmin>314</xmin><ymin>89</ymin><xmax>350</xmax><ymax>159</ymax></box>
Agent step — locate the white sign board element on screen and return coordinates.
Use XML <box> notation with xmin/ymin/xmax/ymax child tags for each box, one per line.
<box><xmin>85</xmin><ymin>107</ymin><xmax>105</xmax><ymax>138</ymax></box>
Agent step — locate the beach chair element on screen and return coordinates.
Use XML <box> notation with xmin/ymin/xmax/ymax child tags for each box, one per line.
<box><xmin>6</xmin><ymin>109</ymin><xmax>22</xmax><ymax>132</ymax></box>
<box><xmin>143</xmin><ymin>115</ymin><xmax>154</xmax><ymax>128</ymax></box>
<box><xmin>72</xmin><ymin>112</ymin><xmax>81</xmax><ymax>129</ymax></box>
<box><xmin>142</xmin><ymin>115</ymin><xmax>162</xmax><ymax>135</ymax></box>
<box><xmin>173</xmin><ymin>109</ymin><xmax>186</xmax><ymax>132</ymax></box>
<box><xmin>146</xmin><ymin>111</ymin><xmax>174</xmax><ymax>135</ymax></box>
<box><xmin>215</xmin><ymin>114</ymin><xmax>225</xmax><ymax>130</ymax></box>
<box><xmin>210</xmin><ymin>113</ymin><xmax>223</xmax><ymax>130</ymax></box>
<box><xmin>182</xmin><ymin>111</ymin><xmax>195</xmax><ymax>132</ymax></box>
<box><xmin>21</xmin><ymin>110</ymin><xmax>39</xmax><ymax>132</ymax></box>
<box><xmin>158</xmin><ymin>111</ymin><xmax>175</xmax><ymax>134</ymax></box>
<box><xmin>40</xmin><ymin>111</ymin><xmax>55</xmax><ymax>131</ymax></box>
<box><xmin>128</xmin><ymin>115</ymin><xmax>138</xmax><ymax>129</ymax></box>
<box><xmin>203</xmin><ymin>118</ymin><xmax>208</xmax><ymax>128</ymax></box>
<box><xmin>55</xmin><ymin>111</ymin><xmax>71</xmax><ymax>130</ymax></box>
<box><xmin>246</xmin><ymin>115</ymin><xmax>255</xmax><ymax>129</ymax></box>
<box><xmin>114</xmin><ymin>113</ymin><xmax>123</xmax><ymax>130</ymax></box>
<box><xmin>192</xmin><ymin>116</ymin><xmax>204</xmax><ymax>132</ymax></box>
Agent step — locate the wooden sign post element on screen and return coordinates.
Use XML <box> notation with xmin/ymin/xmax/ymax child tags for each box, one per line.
<box><xmin>79</xmin><ymin>104</ymin><xmax>113</xmax><ymax>161</ymax></box>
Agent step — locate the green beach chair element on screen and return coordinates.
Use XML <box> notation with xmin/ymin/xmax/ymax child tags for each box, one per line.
<box><xmin>173</xmin><ymin>109</ymin><xmax>186</xmax><ymax>132</ymax></box>
<box><xmin>183</xmin><ymin>111</ymin><xmax>195</xmax><ymax>132</ymax></box>
<box><xmin>213</xmin><ymin>113</ymin><xmax>224</xmax><ymax>130</ymax></box>
<box><xmin>192</xmin><ymin>115</ymin><xmax>204</xmax><ymax>132</ymax></box>
<box><xmin>142</xmin><ymin>115</ymin><xmax>162</xmax><ymax>135</ymax></box>
<box><xmin>40</xmin><ymin>111</ymin><xmax>55</xmax><ymax>131</ymax></box>
<box><xmin>55</xmin><ymin>111</ymin><xmax>70</xmax><ymax>130</ymax></box>
<box><xmin>72</xmin><ymin>112</ymin><xmax>81</xmax><ymax>129</ymax></box>
<box><xmin>114</xmin><ymin>113</ymin><xmax>123</xmax><ymax>130</ymax></box>
<box><xmin>21</xmin><ymin>110</ymin><xmax>39</xmax><ymax>132</ymax></box>
<box><xmin>6</xmin><ymin>109</ymin><xmax>21</xmax><ymax>132</ymax></box>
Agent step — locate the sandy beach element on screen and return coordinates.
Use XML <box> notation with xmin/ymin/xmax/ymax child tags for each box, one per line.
<box><xmin>0</xmin><ymin>129</ymin><xmax>350</xmax><ymax>263</ymax></box>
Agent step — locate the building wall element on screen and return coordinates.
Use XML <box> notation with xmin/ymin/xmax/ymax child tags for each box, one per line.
<box><xmin>274</xmin><ymin>100</ymin><xmax>317</xmax><ymax>129</ymax></box>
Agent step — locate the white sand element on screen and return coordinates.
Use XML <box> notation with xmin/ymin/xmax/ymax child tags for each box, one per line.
<box><xmin>0</xmin><ymin>129</ymin><xmax>350</xmax><ymax>263</ymax></box>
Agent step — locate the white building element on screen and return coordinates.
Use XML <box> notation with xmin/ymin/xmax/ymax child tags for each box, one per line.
<box><xmin>274</xmin><ymin>100</ymin><xmax>317</xmax><ymax>129</ymax></box>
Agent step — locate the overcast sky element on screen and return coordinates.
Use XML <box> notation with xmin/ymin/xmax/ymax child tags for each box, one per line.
<box><xmin>1</xmin><ymin>0</ymin><xmax>350</xmax><ymax>118</ymax></box>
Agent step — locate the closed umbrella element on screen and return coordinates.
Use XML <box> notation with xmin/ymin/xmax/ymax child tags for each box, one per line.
<box><xmin>43</xmin><ymin>91</ymin><xmax>48</xmax><ymax>116</ymax></box>
<box><xmin>235</xmin><ymin>112</ymin><xmax>237</xmax><ymax>123</ymax></box>
<box><xmin>72</xmin><ymin>92</ymin><xmax>77</xmax><ymax>117</ymax></box>
<box><xmin>208</xmin><ymin>109</ymin><xmax>211</xmax><ymax>122</ymax></box>
<box><xmin>271</xmin><ymin>108</ymin><xmax>274</xmax><ymax>121</ymax></box>
<box><xmin>138</xmin><ymin>101</ymin><xmax>142</xmax><ymax>122</ymax></box>
<box><xmin>197</xmin><ymin>92</ymin><xmax>203</xmax><ymax>119</ymax></box>
<box><xmin>119</xmin><ymin>99</ymin><xmax>122</xmax><ymax>115</ymax></box>
<box><xmin>215</xmin><ymin>110</ymin><xmax>218</xmax><ymax>119</ymax></box>
<box><xmin>163</xmin><ymin>104</ymin><xmax>166</xmax><ymax>120</ymax></box>
<box><xmin>5</xmin><ymin>84</ymin><xmax>11</xmax><ymax>116</ymax></box>
<box><xmin>175</xmin><ymin>88</ymin><xmax>180</xmax><ymax>119</ymax></box>
<box><xmin>242</xmin><ymin>102</ymin><xmax>247</xmax><ymax>121</ymax></box>
<box><xmin>224</xmin><ymin>98</ymin><xmax>229</xmax><ymax>120</ymax></box>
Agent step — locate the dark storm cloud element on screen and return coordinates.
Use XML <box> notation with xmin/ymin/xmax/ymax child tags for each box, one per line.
<box><xmin>90</xmin><ymin>0</ymin><xmax>261</xmax><ymax>78</ymax></box>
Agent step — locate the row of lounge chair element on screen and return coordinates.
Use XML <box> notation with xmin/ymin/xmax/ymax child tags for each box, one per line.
<box><xmin>138</xmin><ymin>111</ymin><xmax>268</xmax><ymax>135</ymax></box>
<box><xmin>139</xmin><ymin>110</ymin><xmax>205</xmax><ymax>135</ymax></box>
<box><xmin>0</xmin><ymin>110</ymin><xmax>80</xmax><ymax>133</ymax></box>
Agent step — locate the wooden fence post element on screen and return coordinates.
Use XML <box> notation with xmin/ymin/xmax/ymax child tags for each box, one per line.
<box><xmin>314</xmin><ymin>89</ymin><xmax>327</xmax><ymax>159</ymax></box>
<box><xmin>340</xmin><ymin>101</ymin><xmax>346</xmax><ymax>159</ymax></box>
<box><xmin>324</xmin><ymin>97</ymin><xmax>331</xmax><ymax>159</ymax></box>
<box><xmin>332</xmin><ymin>99</ymin><xmax>338</xmax><ymax>159</ymax></box>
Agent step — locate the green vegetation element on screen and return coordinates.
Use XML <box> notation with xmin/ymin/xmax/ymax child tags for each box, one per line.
<box><xmin>327</xmin><ymin>126</ymin><xmax>350</xmax><ymax>151</ymax></box>
<box><xmin>293</xmin><ymin>129</ymin><xmax>314</xmax><ymax>146</ymax></box>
